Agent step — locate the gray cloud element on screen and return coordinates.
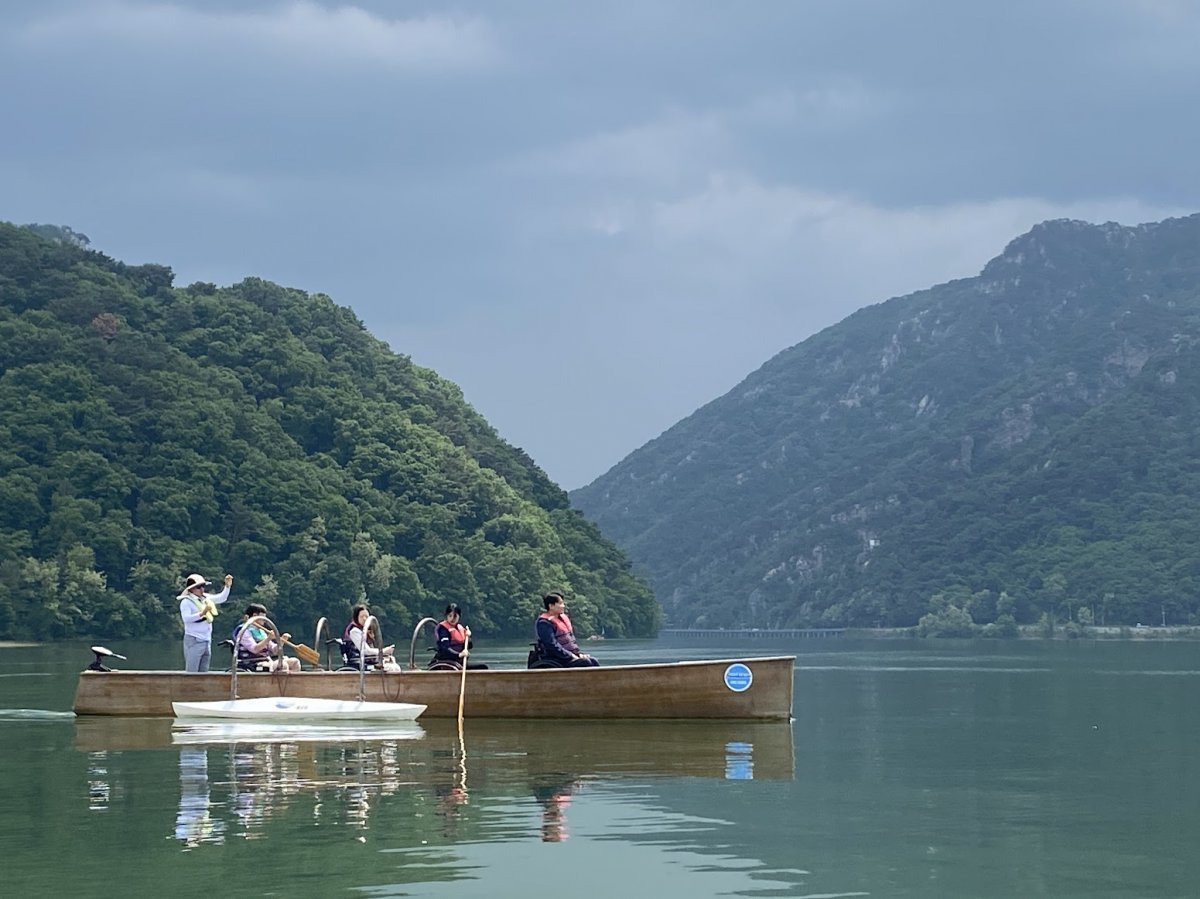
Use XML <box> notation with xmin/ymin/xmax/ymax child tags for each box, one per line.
<box><xmin>18</xmin><ymin>1</ymin><xmax>502</xmax><ymax>70</ymax></box>
<box><xmin>2</xmin><ymin>1</ymin><xmax>1198</xmax><ymax>487</ymax></box>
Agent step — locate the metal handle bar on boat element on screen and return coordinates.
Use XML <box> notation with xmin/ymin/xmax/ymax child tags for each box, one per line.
<box><xmin>356</xmin><ymin>614</ymin><xmax>387</xmax><ymax>701</ymax></box>
<box><xmin>230</xmin><ymin>615</ymin><xmax>280</xmax><ymax>699</ymax></box>
<box><xmin>314</xmin><ymin>616</ymin><xmax>331</xmax><ymax>670</ymax></box>
<box><xmin>409</xmin><ymin>617</ymin><xmax>440</xmax><ymax>670</ymax></box>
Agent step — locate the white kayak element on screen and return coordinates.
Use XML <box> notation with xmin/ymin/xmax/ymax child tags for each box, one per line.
<box><xmin>171</xmin><ymin>697</ymin><xmax>427</xmax><ymax>721</ymax></box>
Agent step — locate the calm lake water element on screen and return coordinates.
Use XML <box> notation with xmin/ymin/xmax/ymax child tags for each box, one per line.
<box><xmin>3</xmin><ymin>637</ymin><xmax>1200</xmax><ymax>897</ymax></box>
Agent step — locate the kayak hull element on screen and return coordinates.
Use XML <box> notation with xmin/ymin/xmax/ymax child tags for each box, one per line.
<box><xmin>171</xmin><ymin>697</ymin><xmax>426</xmax><ymax>721</ymax></box>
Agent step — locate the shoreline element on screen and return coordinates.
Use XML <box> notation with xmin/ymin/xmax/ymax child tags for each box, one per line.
<box><xmin>846</xmin><ymin>625</ymin><xmax>1200</xmax><ymax>641</ymax></box>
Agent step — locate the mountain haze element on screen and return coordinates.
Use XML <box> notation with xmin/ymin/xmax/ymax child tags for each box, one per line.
<box><xmin>572</xmin><ymin>215</ymin><xmax>1200</xmax><ymax>631</ymax></box>
<box><xmin>0</xmin><ymin>222</ymin><xmax>658</xmax><ymax>642</ymax></box>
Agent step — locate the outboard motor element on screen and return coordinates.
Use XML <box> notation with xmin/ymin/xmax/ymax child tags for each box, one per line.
<box><xmin>87</xmin><ymin>646</ymin><xmax>127</xmax><ymax>672</ymax></box>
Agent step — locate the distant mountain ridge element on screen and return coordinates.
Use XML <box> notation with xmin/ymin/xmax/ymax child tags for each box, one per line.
<box><xmin>572</xmin><ymin>214</ymin><xmax>1200</xmax><ymax>630</ymax></box>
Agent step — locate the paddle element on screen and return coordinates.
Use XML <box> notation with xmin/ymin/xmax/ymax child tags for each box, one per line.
<box><xmin>457</xmin><ymin>627</ymin><xmax>471</xmax><ymax>736</ymax></box>
<box><xmin>280</xmin><ymin>637</ymin><xmax>320</xmax><ymax>666</ymax></box>
<box><xmin>243</xmin><ymin>615</ymin><xmax>320</xmax><ymax>667</ymax></box>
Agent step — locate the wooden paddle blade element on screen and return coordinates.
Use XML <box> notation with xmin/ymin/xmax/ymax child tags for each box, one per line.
<box><xmin>293</xmin><ymin>642</ymin><xmax>321</xmax><ymax>665</ymax></box>
<box><xmin>280</xmin><ymin>637</ymin><xmax>321</xmax><ymax>666</ymax></box>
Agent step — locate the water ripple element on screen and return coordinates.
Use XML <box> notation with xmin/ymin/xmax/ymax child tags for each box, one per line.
<box><xmin>794</xmin><ymin>665</ymin><xmax>1052</xmax><ymax>673</ymax></box>
<box><xmin>0</xmin><ymin>708</ymin><xmax>76</xmax><ymax>720</ymax></box>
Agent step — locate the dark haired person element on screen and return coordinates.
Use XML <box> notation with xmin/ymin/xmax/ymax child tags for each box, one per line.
<box><xmin>535</xmin><ymin>592</ymin><xmax>599</xmax><ymax>667</ymax></box>
<box><xmin>235</xmin><ymin>603</ymin><xmax>300</xmax><ymax>672</ymax></box>
<box><xmin>434</xmin><ymin>603</ymin><xmax>488</xmax><ymax>669</ymax></box>
<box><xmin>343</xmin><ymin>603</ymin><xmax>399</xmax><ymax>670</ymax></box>
<box><xmin>178</xmin><ymin>572</ymin><xmax>232</xmax><ymax>672</ymax></box>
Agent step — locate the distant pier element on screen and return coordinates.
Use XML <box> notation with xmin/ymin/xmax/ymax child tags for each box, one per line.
<box><xmin>659</xmin><ymin>628</ymin><xmax>846</xmax><ymax>639</ymax></box>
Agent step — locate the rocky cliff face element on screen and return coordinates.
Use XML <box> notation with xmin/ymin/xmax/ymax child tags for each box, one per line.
<box><xmin>572</xmin><ymin>214</ymin><xmax>1200</xmax><ymax>629</ymax></box>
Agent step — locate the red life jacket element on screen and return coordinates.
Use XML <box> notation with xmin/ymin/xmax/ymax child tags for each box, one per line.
<box><xmin>538</xmin><ymin>612</ymin><xmax>580</xmax><ymax>655</ymax></box>
<box><xmin>439</xmin><ymin>620</ymin><xmax>467</xmax><ymax>652</ymax></box>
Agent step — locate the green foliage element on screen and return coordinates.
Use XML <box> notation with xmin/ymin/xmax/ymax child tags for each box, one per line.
<box><xmin>0</xmin><ymin>222</ymin><xmax>659</xmax><ymax>641</ymax></box>
<box><xmin>574</xmin><ymin>215</ymin><xmax>1200</xmax><ymax>631</ymax></box>
<box><xmin>917</xmin><ymin>592</ymin><xmax>976</xmax><ymax>638</ymax></box>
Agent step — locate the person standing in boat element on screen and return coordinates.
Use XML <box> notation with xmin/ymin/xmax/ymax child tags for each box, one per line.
<box><xmin>536</xmin><ymin>592</ymin><xmax>599</xmax><ymax>667</ymax></box>
<box><xmin>434</xmin><ymin>602</ymin><xmax>488</xmax><ymax>669</ymax></box>
<box><xmin>344</xmin><ymin>603</ymin><xmax>399</xmax><ymax>670</ymax></box>
<box><xmin>236</xmin><ymin>603</ymin><xmax>301</xmax><ymax>672</ymax></box>
<box><xmin>179</xmin><ymin>572</ymin><xmax>232</xmax><ymax>673</ymax></box>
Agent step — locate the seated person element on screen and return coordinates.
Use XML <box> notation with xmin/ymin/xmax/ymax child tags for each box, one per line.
<box><xmin>236</xmin><ymin>603</ymin><xmax>300</xmax><ymax>672</ymax></box>
<box><xmin>433</xmin><ymin>602</ymin><xmax>488</xmax><ymax>670</ymax></box>
<box><xmin>535</xmin><ymin>592</ymin><xmax>599</xmax><ymax>667</ymax></box>
<box><xmin>343</xmin><ymin>603</ymin><xmax>399</xmax><ymax>670</ymax></box>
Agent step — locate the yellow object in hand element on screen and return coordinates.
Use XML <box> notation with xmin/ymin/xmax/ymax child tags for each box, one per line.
<box><xmin>199</xmin><ymin>598</ymin><xmax>218</xmax><ymax>622</ymax></box>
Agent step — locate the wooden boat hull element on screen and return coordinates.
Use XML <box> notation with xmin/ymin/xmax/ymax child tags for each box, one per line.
<box><xmin>171</xmin><ymin>697</ymin><xmax>426</xmax><ymax>721</ymax></box>
<box><xmin>74</xmin><ymin>656</ymin><xmax>795</xmax><ymax>720</ymax></box>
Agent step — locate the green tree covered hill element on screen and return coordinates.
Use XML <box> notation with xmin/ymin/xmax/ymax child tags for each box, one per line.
<box><xmin>573</xmin><ymin>215</ymin><xmax>1200</xmax><ymax>632</ymax></box>
<box><xmin>0</xmin><ymin>222</ymin><xmax>658</xmax><ymax>641</ymax></box>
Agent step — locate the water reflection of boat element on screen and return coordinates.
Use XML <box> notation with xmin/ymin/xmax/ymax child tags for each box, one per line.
<box><xmin>74</xmin><ymin>716</ymin><xmax>794</xmax><ymax>781</ymax></box>
<box><xmin>171</xmin><ymin>720</ymin><xmax>426</xmax><ymax>745</ymax></box>
<box><xmin>77</xmin><ymin>715</ymin><xmax>795</xmax><ymax>846</ymax></box>
<box><xmin>421</xmin><ymin>718</ymin><xmax>796</xmax><ymax>781</ymax></box>
<box><xmin>174</xmin><ymin>747</ymin><xmax>224</xmax><ymax>848</ymax></box>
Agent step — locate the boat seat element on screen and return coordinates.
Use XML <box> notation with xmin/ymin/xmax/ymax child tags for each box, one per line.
<box><xmin>222</xmin><ymin>638</ymin><xmax>272</xmax><ymax>672</ymax></box>
<box><xmin>219</xmin><ymin>638</ymin><xmax>237</xmax><ymax>672</ymax></box>
<box><xmin>527</xmin><ymin>642</ymin><xmax>566</xmax><ymax>670</ymax></box>
<box><xmin>425</xmin><ymin>647</ymin><xmax>461</xmax><ymax>671</ymax></box>
<box><xmin>328</xmin><ymin>637</ymin><xmax>377</xmax><ymax>672</ymax></box>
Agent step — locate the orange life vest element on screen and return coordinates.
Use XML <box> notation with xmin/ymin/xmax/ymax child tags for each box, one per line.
<box><xmin>537</xmin><ymin>611</ymin><xmax>580</xmax><ymax>654</ymax></box>
<box><xmin>439</xmin><ymin>620</ymin><xmax>468</xmax><ymax>652</ymax></box>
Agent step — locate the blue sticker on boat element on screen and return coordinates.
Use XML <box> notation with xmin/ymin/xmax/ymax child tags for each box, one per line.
<box><xmin>724</xmin><ymin>663</ymin><xmax>753</xmax><ymax>692</ymax></box>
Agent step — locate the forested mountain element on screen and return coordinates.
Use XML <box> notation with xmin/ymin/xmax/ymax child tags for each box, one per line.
<box><xmin>0</xmin><ymin>222</ymin><xmax>658</xmax><ymax>641</ymax></box>
<box><xmin>573</xmin><ymin>214</ymin><xmax>1200</xmax><ymax>632</ymax></box>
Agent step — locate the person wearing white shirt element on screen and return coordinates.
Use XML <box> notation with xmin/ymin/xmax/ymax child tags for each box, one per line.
<box><xmin>342</xmin><ymin>603</ymin><xmax>398</xmax><ymax>670</ymax></box>
<box><xmin>178</xmin><ymin>572</ymin><xmax>232</xmax><ymax>672</ymax></box>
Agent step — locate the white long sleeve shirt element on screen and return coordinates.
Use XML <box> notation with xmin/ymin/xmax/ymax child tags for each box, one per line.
<box><xmin>178</xmin><ymin>586</ymin><xmax>231</xmax><ymax>640</ymax></box>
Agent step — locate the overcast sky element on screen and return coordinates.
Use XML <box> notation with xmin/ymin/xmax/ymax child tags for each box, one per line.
<box><xmin>3</xmin><ymin>1</ymin><xmax>1196</xmax><ymax>488</ymax></box>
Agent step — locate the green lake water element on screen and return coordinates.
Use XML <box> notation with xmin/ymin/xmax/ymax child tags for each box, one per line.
<box><xmin>2</xmin><ymin>637</ymin><xmax>1199</xmax><ymax>897</ymax></box>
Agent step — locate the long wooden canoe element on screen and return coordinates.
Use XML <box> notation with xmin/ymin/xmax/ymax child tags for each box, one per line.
<box><xmin>73</xmin><ymin>655</ymin><xmax>795</xmax><ymax>720</ymax></box>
